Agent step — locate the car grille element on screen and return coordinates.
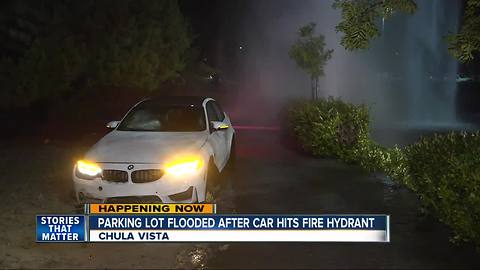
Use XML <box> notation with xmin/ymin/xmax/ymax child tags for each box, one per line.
<box><xmin>104</xmin><ymin>196</ymin><xmax>163</xmax><ymax>204</ymax></box>
<box><xmin>102</xmin><ymin>170</ymin><xmax>128</xmax><ymax>183</ymax></box>
<box><xmin>131</xmin><ymin>169</ymin><xmax>164</xmax><ymax>183</ymax></box>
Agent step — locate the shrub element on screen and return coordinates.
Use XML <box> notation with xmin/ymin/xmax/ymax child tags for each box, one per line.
<box><xmin>288</xmin><ymin>98</ymin><xmax>370</xmax><ymax>163</ymax></box>
<box><xmin>288</xmin><ymin>98</ymin><xmax>480</xmax><ymax>249</ymax></box>
<box><xmin>354</xmin><ymin>138</ymin><xmax>410</xmax><ymax>182</ymax></box>
<box><xmin>405</xmin><ymin>132</ymin><xmax>480</xmax><ymax>246</ymax></box>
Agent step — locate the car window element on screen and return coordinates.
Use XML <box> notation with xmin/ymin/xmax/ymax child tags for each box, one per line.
<box><xmin>206</xmin><ymin>100</ymin><xmax>225</xmax><ymax>122</ymax></box>
<box><xmin>117</xmin><ymin>102</ymin><xmax>206</xmax><ymax>132</ymax></box>
<box><xmin>206</xmin><ymin>101</ymin><xmax>220</xmax><ymax>122</ymax></box>
<box><xmin>212</xmin><ymin>102</ymin><xmax>225</xmax><ymax>121</ymax></box>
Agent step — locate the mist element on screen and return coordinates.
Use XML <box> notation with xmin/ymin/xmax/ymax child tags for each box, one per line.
<box><xmin>224</xmin><ymin>0</ymin><xmax>461</xmax><ymax>128</ymax></box>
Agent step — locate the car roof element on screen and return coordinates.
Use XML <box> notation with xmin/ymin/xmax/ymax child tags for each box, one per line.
<box><xmin>141</xmin><ymin>96</ymin><xmax>210</xmax><ymax>107</ymax></box>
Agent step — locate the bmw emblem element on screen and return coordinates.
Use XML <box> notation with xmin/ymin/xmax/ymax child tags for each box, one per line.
<box><xmin>127</xmin><ymin>165</ymin><xmax>134</xmax><ymax>170</ymax></box>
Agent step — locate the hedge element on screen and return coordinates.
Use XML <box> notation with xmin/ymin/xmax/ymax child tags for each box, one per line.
<box><xmin>288</xmin><ymin>98</ymin><xmax>480</xmax><ymax>249</ymax></box>
<box><xmin>288</xmin><ymin>98</ymin><xmax>370</xmax><ymax>163</ymax></box>
<box><xmin>405</xmin><ymin>133</ymin><xmax>480</xmax><ymax>245</ymax></box>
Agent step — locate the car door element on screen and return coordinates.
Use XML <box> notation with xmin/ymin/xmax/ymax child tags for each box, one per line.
<box><xmin>205</xmin><ymin>100</ymin><xmax>229</xmax><ymax>170</ymax></box>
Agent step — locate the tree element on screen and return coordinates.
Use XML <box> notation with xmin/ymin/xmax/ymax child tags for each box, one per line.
<box><xmin>0</xmin><ymin>0</ymin><xmax>194</xmax><ymax>109</ymax></box>
<box><xmin>332</xmin><ymin>0</ymin><xmax>416</xmax><ymax>50</ymax></box>
<box><xmin>448</xmin><ymin>0</ymin><xmax>480</xmax><ymax>62</ymax></box>
<box><xmin>289</xmin><ymin>23</ymin><xmax>333</xmax><ymax>100</ymax></box>
<box><xmin>333</xmin><ymin>0</ymin><xmax>480</xmax><ymax>63</ymax></box>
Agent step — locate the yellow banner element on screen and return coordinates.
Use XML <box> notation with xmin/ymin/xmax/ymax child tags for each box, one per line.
<box><xmin>88</xmin><ymin>204</ymin><xmax>215</xmax><ymax>214</ymax></box>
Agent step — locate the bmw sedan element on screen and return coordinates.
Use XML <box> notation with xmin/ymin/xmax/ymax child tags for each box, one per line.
<box><xmin>73</xmin><ymin>96</ymin><xmax>235</xmax><ymax>203</ymax></box>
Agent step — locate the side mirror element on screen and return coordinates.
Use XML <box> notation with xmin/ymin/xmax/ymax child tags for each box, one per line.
<box><xmin>210</xmin><ymin>121</ymin><xmax>229</xmax><ymax>132</ymax></box>
<box><xmin>106</xmin><ymin>121</ymin><xmax>120</xmax><ymax>129</ymax></box>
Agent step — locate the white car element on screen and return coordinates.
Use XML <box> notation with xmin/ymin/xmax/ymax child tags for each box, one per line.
<box><xmin>73</xmin><ymin>96</ymin><xmax>235</xmax><ymax>203</ymax></box>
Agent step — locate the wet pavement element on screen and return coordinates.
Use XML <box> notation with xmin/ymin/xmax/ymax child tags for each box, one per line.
<box><xmin>203</xmin><ymin>129</ymin><xmax>480</xmax><ymax>269</ymax></box>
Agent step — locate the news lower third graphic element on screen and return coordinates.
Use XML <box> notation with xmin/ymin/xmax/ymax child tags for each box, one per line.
<box><xmin>36</xmin><ymin>215</ymin><xmax>86</xmax><ymax>242</ymax></box>
<box><xmin>36</xmin><ymin>204</ymin><xmax>390</xmax><ymax>243</ymax></box>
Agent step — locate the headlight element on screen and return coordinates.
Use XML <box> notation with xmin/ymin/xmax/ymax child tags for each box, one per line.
<box><xmin>76</xmin><ymin>160</ymin><xmax>102</xmax><ymax>179</ymax></box>
<box><xmin>165</xmin><ymin>156</ymin><xmax>204</xmax><ymax>177</ymax></box>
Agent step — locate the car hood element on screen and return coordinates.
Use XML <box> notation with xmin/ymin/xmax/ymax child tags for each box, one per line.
<box><xmin>85</xmin><ymin>131</ymin><xmax>208</xmax><ymax>163</ymax></box>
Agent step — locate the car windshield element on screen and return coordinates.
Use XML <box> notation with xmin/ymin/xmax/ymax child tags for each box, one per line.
<box><xmin>117</xmin><ymin>103</ymin><xmax>206</xmax><ymax>132</ymax></box>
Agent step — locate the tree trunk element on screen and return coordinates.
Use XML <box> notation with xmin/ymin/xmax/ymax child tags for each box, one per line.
<box><xmin>315</xmin><ymin>77</ymin><xmax>319</xmax><ymax>100</ymax></box>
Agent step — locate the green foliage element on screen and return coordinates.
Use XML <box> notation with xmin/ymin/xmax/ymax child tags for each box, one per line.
<box><xmin>289</xmin><ymin>99</ymin><xmax>480</xmax><ymax>249</ymax></box>
<box><xmin>404</xmin><ymin>132</ymin><xmax>480</xmax><ymax>246</ymax></box>
<box><xmin>332</xmin><ymin>0</ymin><xmax>416</xmax><ymax>50</ymax></box>
<box><xmin>0</xmin><ymin>0</ymin><xmax>193</xmax><ymax>109</ymax></box>
<box><xmin>289</xmin><ymin>23</ymin><xmax>333</xmax><ymax>99</ymax></box>
<box><xmin>15</xmin><ymin>37</ymin><xmax>87</xmax><ymax>106</ymax></box>
<box><xmin>447</xmin><ymin>0</ymin><xmax>480</xmax><ymax>63</ymax></box>
<box><xmin>288</xmin><ymin>98</ymin><xmax>369</xmax><ymax>162</ymax></box>
<box><xmin>88</xmin><ymin>0</ymin><xmax>192</xmax><ymax>89</ymax></box>
<box><xmin>333</xmin><ymin>0</ymin><xmax>480</xmax><ymax>62</ymax></box>
<box><xmin>289</xmin><ymin>23</ymin><xmax>334</xmax><ymax>78</ymax></box>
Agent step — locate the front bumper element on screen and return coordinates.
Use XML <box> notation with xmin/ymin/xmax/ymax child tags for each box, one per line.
<box><xmin>73</xmin><ymin>162</ymin><xmax>206</xmax><ymax>203</ymax></box>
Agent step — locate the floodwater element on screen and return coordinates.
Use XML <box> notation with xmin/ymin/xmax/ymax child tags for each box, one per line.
<box><xmin>198</xmin><ymin>128</ymin><xmax>480</xmax><ymax>269</ymax></box>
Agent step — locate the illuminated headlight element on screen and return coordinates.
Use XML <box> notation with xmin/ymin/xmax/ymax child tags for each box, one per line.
<box><xmin>75</xmin><ymin>160</ymin><xmax>102</xmax><ymax>180</ymax></box>
<box><xmin>165</xmin><ymin>156</ymin><xmax>204</xmax><ymax>177</ymax></box>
